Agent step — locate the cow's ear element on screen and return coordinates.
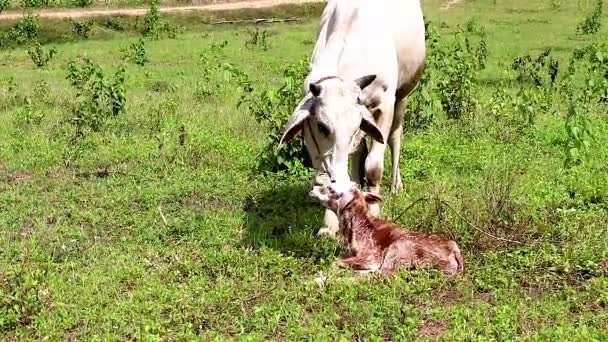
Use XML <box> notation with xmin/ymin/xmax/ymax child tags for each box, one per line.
<box><xmin>354</xmin><ymin>75</ymin><xmax>377</xmax><ymax>90</ymax></box>
<box><xmin>359</xmin><ymin>107</ymin><xmax>384</xmax><ymax>144</ymax></box>
<box><xmin>279</xmin><ymin>94</ymin><xmax>315</xmax><ymax>145</ymax></box>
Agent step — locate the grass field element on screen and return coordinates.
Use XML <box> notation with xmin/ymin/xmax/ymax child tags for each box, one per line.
<box><xmin>1</xmin><ymin>0</ymin><xmax>608</xmax><ymax>340</ymax></box>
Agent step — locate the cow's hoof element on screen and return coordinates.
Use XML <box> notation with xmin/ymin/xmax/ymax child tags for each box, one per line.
<box><xmin>391</xmin><ymin>177</ymin><xmax>403</xmax><ymax>194</ymax></box>
<box><xmin>317</xmin><ymin>226</ymin><xmax>338</xmax><ymax>238</ymax></box>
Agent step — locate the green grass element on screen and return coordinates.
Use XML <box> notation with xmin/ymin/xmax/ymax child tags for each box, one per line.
<box><xmin>1</xmin><ymin>0</ymin><xmax>608</xmax><ymax>340</ymax></box>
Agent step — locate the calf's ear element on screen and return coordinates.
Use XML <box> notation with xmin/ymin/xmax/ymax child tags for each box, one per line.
<box><xmin>364</xmin><ymin>192</ymin><xmax>383</xmax><ymax>204</ymax></box>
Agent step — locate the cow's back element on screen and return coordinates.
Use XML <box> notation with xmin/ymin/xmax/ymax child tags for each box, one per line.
<box><xmin>306</xmin><ymin>0</ymin><xmax>425</xmax><ymax>96</ymax></box>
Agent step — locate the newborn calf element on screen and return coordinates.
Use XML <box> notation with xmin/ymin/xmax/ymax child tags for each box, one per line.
<box><xmin>309</xmin><ymin>177</ymin><xmax>464</xmax><ymax>276</ymax></box>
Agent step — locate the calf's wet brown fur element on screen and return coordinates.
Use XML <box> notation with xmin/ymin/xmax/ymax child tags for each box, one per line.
<box><xmin>309</xmin><ymin>179</ymin><xmax>464</xmax><ymax>276</ymax></box>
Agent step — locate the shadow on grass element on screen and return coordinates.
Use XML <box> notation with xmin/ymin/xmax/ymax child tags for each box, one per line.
<box><xmin>240</xmin><ymin>180</ymin><xmax>341</xmax><ymax>261</ymax></box>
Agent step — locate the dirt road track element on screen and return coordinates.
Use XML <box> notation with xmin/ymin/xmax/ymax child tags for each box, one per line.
<box><xmin>0</xmin><ymin>0</ymin><xmax>322</xmax><ymax>20</ymax></box>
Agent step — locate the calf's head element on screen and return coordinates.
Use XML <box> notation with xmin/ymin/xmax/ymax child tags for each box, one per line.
<box><xmin>309</xmin><ymin>175</ymin><xmax>382</xmax><ymax>215</ymax></box>
<box><xmin>279</xmin><ymin>75</ymin><xmax>385</xmax><ymax>183</ymax></box>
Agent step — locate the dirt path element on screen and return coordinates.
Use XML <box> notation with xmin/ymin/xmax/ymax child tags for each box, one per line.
<box><xmin>441</xmin><ymin>0</ymin><xmax>463</xmax><ymax>10</ymax></box>
<box><xmin>0</xmin><ymin>0</ymin><xmax>321</xmax><ymax>20</ymax></box>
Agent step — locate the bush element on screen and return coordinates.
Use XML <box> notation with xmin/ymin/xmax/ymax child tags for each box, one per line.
<box><xmin>0</xmin><ymin>0</ymin><xmax>9</xmax><ymax>15</ymax></box>
<box><xmin>27</xmin><ymin>41</ymin><xmax>56</xmax><ymax>68</ymax></box>
<box><xmin>9</xmin><ymin>13</ymin><xmax>40</xmax><ymax>45</ymax></box>
<box><xmin>65</xmin><ymin>58</ymin><xmax>127</xmax><ymax>146</ymax></box>
<box><xmin>121</xmin><ymin>38</ymin><xmax>149</xmax><ymax>66</ymax></box>
<box><xmin>72</xmin><ymin>0</ymin><xmax>92</xmax><ymax>7</ymax></box>
<box><xmin>407</xmin><ymin>19</ymin><xmax>488</xmax><ymax>129</ymax></box>
<box><xmin>69</xmin><ymin>19</ymin><xmax>93</xmax><ymax>39</ymax></box>
<box><xmin>239</xmin><ymin>58</ymin><xmax>312</xmax><ymax>174</ymax></box>
<box><xmin>194</xmin><ymin>40</ymin><xmax>229</xmax><ymax>100</ymax></box>
<box><xmin>20</xmin><ymin>0</ymin><xmax>49</xmax><ymax>8</ymax></box>
<box><xmin>510</xmin><ymin>48</ymin><xmax>560</xmax><ymax>126</ymax></box>
<box><xmin>101</xmin><ymin>17</ymin><xmax>125</xmax><ymax>31</ymax></box>
<box><xmin>140</xmin><ymin>0</ymin><xmax>177</xmax><ymax>39</ymax></box>
<box><xmin>577</xmin><ymin>0</ymin><xmax>603</xmax><ymax>35</ymax></box>
<box><xmin>560</xmin><ymin>43</ymin><xmax>607</xmax><ymax>166</ymax></box>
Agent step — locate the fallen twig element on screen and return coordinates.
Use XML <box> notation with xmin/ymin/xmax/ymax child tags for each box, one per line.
<box><xmin>440</xmin><ymin>199</ymin><xmax>523</xmax><ymax>245</ymax></box>
<box><xmin>392</xmin><ymin>196</ymin><xmax>429</xmax><ymax>224</ymax></box>
<box><xmin>158</xmin><ymin>206</ymin><xmax>168</xmax><ymax>225</ymax></box>
<box><xmin>212</xmin><ymin>17</ymin><xmax>301</xmax><ymax>25</ymax></box>
<box><xmin>239</xmin><ymin>284</ymin><xmax>278</xmax><ymax>304</ymax></box>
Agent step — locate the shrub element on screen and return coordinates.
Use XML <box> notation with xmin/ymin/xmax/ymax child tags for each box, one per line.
<box><xmin>577</xmin><ymin>0</ymin><xmax>603</xmax><ymax>35</ymax></box>
<box><xmin>560</xmin><ymin>43</ymin><xmax>607</xmax><ymax>166</ymax></box>
<box><xmin>510</xmin><ymin>48</ymin><xmax>560</xmax><ymax>126</ymax></box>
<box><xmin>69</xmin><ymin>19</ymin><xmax>93</xmax><ymax>39</ymax></box>
<box><xmin>20</xmin><ymin>0</ymin><xmax>48</xmax><ymax>8</ymax></box>
<box><xmin>121</xmin><ymin>38</ymin><xmax>149</xmax><ymax>66</ymax></box>
<box><xmin>9</xmin><ymin>13</ymin><xmax>40</xmax><ymax>45</ymax></box>
<box><xmin>101</xmin><ymin>17</ymin><xmax>125</xmax><ymax>31</ymax></box>
<box><xmin>0</xmin><ymin>0</ymin><xmax>9</xmax><ymax>15</ymax></box>
<box><xmin>407</xmin><ymin>19</ymin><xmax>488</xmax><ymax>129</ymax></box>
<box><xmin>140</xmin><ymin>0</ymin><xmax>177</xmax><ymax>39</ymax></box>
<box><xmin>239</xmin><ymin>58</ymin><xmax>312</xmax><ymax>174</ymax></box>
<box><xmin>72</xmin><ymin>0</ymin><xmax>92</xmax><ymax>7</ymax></box>
<box><xmin>27</xmin><ymin>41</ymin><xmax>56</xmax><ymax>68</ymax></box>
<box><xmin>66</xmin><ymin>58</ymin><xmax>127</xmax><ymax>144</ymax></box>
<box><xmin>194</xmin><ymin>40</ymin><xmax>229</xmax><ymax>100</ymax></box>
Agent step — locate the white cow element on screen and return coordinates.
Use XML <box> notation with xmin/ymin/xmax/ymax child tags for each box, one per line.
<box><xmin>279</xmin><ymin>0</ymin><xmax>426</xmax><ymax>237</ymax></box>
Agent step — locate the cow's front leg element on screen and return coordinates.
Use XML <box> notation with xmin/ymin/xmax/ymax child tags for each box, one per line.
<box><xmin>317</xmin><ymin>208</ymin><xmax>339</xmax><ymax>238</ymax></box>
<box><xmin>365</xmin><ymin>96</ymin><xmax>395</xmax><ymax>217</ymax></box>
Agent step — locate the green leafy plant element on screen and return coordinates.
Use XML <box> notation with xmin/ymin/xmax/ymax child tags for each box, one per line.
<box><xmin>20</xmin><ymin>0</ymin><xmax>48</xmax><ymax>8</ymax></box>
<box><xmin>101</xmin><ymin>17</ymin><xmax>125</xmax><ymax>31</ymax></box>
<box><xmin>140</xmin><ymin>0</ymin><xmax>177</xmax><ymax>39</ymax></box>
<box><xmin>407</xmin><ymin>19</ymin><xmax>488</xmax><ymax>128</ymax></box>
<box><xmin>72</xmin><ymin>0</ymin><xmax>92</xmax><ymax>7</ymax></box>
<box><xmin>27</xmin><ymin>41</ymin><xmax>56</xmax><ymax>68</ymax></box>
<box><xmin>577</xmin><ymin>0</ymin><xmax>603</xmax><ymax>35</ymax></box>
<box><xmin>69</xmin><ymin>19</ymin><xmax>93</xmax><ymax>39</ymax></box>
<box><xmin>8</xmin><ymin>12</ymin><xmax>40</xmax><ymax>45</ymax></box>
<box><xmin>122</xmin><ymin>38</ymin><xmax>149</xmax><ymax>66</ymax></box>
<box><xmin>510</xmin><ymin>48</ymin><xmax>560</xmax><ymax>126</ymax></box>
<box><xmin>559</xmin><ymin>43</ymin><xmax>607</xmax><ymax>167</ymax></box>
<box><xmin>14</xmin><ymin>96</ymin><xmax>45</xmax><ymax>127</ymax></box>
<box><xmin>65</xmin><ymin>58</ymin><xmax>127</xmax><ymax>152</ymax></box>
<box><xmin>194</xmin><ymin>40</ymin><xmax>229</xmax><ymax>100</ymax></box>
<box><xmin>239</xmin><ymin>58</ymin><xmax>312</xmax><ymax>174</ymax></box>
<box><xmin>0</xmin><ymin>0</ymin><xmax>9</xmax><ymax>15</ymax></box>
<box><xmin>245</xmin><ymin>27</ymin><xmax>270</xmax><ymax>51</ymax></box>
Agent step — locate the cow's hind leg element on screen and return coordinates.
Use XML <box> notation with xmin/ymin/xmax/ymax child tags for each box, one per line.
<box><xmin>365</xmin><ymin>95</ymin><xmax>396</xmax><ymax>216</ymax></box>
<box><xmin>389</xmin><ymin>98</ymin><xmax>406</xmax><ymax>193</ymax></box>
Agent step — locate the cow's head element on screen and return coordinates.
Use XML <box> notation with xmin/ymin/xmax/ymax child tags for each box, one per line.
<box><xmin>279</xmin><ymin>75</ymin><xmax>385</xmax><ymax>183</ymax></box>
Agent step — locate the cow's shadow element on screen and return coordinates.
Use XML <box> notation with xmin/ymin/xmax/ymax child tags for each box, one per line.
<box><xmin>240</xmin><ymin>180</ymin><xmax>342</xmax><ymax>262</ymax></box>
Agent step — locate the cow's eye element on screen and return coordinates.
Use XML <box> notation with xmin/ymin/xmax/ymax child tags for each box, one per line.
<box><xmin>317</xmin><ymin>122</ymin><xmax>330</xmax><ymax>136</ymax></box>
